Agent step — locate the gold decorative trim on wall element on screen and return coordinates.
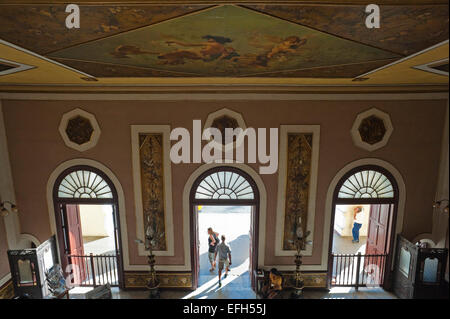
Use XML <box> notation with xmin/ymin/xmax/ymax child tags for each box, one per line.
<box><xmin>282</xmin><ymin>133</ymin><xmax>314</xmax><ymax>250</ymax></box>
<box><xmin>275</xmin><ymin>125</ymin><xmax>320</xmax><ymax>257</ymax></box>
<box><xmin>124</xmin><ymin>272</ymin><xmax>192</xmax><ymax>289</ymax></box>
<box><xmin>282</xmin><ymin>272</ymin><xmax>327</xmax><ymax>288</ymax></box>
<box><xmin>131</xmin><ymin>125</ymin><xmax>175</xmax><ymax>257</ymax></box>
<box><xmin>0</xmin><ymin>280</ymin><xmax>14</xmax><ymax>299</ymax></box>
<box><xmin>139</xmin><ymin>133</ymin><xmax>167</xmax><ymax>251</ymax></box>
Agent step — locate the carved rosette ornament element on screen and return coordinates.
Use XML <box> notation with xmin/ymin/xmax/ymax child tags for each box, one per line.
<box><xmin>211</xmin><ymin>115</ymin><xmax>240</xmax><ymax>145</ymax></box>
<box><xmin>358</xmin><ymin>115</ymin><xmax>386</xmax><ymax>145</ymax></box>
<box><xmin>58</xmin><ymin>108</ymin><xmax>101</xmax><ymax>152</ymax></box>
<box><xmin>65</xmin><ymin>115</ymin><xmax>94</xmax><ymax>145</ymax></box>
<box><xmin>351</xmin><ymin>108</ymin><xmax>393</xmax><ymax>151</ymax></box>
<box><xmin>203</xmin><ymin>107</ymin><xmax>247</xmax><ymax>150</ymax></box>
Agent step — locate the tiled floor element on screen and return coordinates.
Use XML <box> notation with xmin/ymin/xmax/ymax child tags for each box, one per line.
<box><xmin>332</xmin><ymin>231</ymin><xmax>367</xmax><ymax>254</ymax></box>
<box><xmin>110</xmin><ymin>286</ymin><xmax>397</xmax><ymax>299</ymax></box>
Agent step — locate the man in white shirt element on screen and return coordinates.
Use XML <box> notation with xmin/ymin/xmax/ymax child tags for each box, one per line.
<box><xmin>352</xmin><ymin>206</ymin><xmax>364</xmax><ymax>243</ymax></box>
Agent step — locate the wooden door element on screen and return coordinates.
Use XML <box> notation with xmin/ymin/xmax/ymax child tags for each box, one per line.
<box><xmin>249</xmin><ymin>205</ymin><xmax>258</xmax><ymax>291</ymax></box>
<box><xmin>192</xmin><ymin>205</ymin><xmax>200</xmax><ymax>288</ymax></box>
<box><xmin>366</xmin><ymin>204</ymin><xmax>391</xmax><ymax>255</ymax></box>
<box><xmin>66</xmin><ymin>204</ymin><xmax>86</xmax><ymax>284</ymax></box>
<box><xmin>365</xmin><ymin>204</ymin><xmax>392</xmax><ymax>285</ymax></box>
<box><xmin>249</xmin><ymin>206</ymin><xmax>254</xmax><ymax>289</ymax></box>
<box><xmin>111</xmin><ymin>205</ymin><xmax>123</xmax><ymax>288</ymax></box>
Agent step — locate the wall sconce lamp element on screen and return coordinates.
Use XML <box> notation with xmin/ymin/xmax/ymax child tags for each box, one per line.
<box><xmin>433</xmin><ymin>199</ymin><xmax>449</xmax><ymax>214</ymax></box>
<box><xmin>1</xmin><ymin>201</ymin><xmax>18</xmax><ymax>217</ymax></box>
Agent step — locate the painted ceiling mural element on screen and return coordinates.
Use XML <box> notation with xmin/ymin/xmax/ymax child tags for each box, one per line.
<box><xmin>0</xmin><ymin>2</ymin><xmax>448</xmax><ymax>84</ymax></box>
<box><xmin>47</xmin><ymin>5</ymin><xmax>400</xmax><ymax>77</ymax></box>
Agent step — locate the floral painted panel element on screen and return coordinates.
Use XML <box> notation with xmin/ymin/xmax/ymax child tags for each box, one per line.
<box><xmin>283</xmin><ymin>133</ymin><xmax>313</xmax><ymax>250</ymax></box>
<box><xmin>139</xmin><ymin>133</ymin><xmax>166</xmax><ymax>251</ymax></box>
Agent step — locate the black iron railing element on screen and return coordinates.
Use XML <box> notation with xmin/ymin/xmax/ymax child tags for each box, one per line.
<box><xmin>330</xmin><ymin>252</ymin><xmax>387</xmax><ymax>289</ymax></box>
<box><xmin>67</xmin><ymin>253</ymin><xmax>119</xmax><ymax>287</ymax></box>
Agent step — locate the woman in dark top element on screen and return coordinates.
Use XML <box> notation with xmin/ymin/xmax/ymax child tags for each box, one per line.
<box><xmin>207</xmin><ymin>227</ymin><xmax>220</xmax><ymax>272</ymax></box>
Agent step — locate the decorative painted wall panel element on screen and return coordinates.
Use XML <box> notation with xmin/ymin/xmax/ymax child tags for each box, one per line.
<box><xmin>138</xmin><ymin>133</ymin><xmax>167</xmax><ymax>251</ymax></box>
<box><xmin>283</xmin><ymin>133</ymin><xmax>314</xmax><ymax>250</ymax></box>
<box><xmin>124</xmin><ymin>272</ymin><xmax>192</xmax><ymax>289</ymax></box>
<box><xmin>282</xmin><ymin>272</ymin><xmax>327</xmax><ymax>288</ymax></box>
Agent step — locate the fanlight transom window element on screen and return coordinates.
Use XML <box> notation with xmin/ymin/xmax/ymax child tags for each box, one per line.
<box><xmin>338</xmin><ymin>170</ymin><xmax>394</xmax><ymax>199</ymax></box>
<box><xmin>57</xmin><ymin>170</ymin><xmax>113</xmax><ymax>199</ymax></box>
<box><xmin>195</xmin><ymin>170</ymin><xmax>254</xmax><ymax>200</ymax></box>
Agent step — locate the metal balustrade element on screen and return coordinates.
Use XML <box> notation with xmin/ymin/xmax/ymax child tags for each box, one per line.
<box><xmin>67</xmin><ymin>253</ymin><xmax>119</xmax><ymax>287</ymax></box>
<box><xmin>330</xmin><ymin>252</ymin><xmax>387</xmax><ymax>289</ymax></box>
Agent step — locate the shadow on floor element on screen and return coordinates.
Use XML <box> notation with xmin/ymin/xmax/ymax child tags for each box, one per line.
<box><xmin>193</xmin><ymin>234</ymin><xmax>255</xmax><ymax>298</ymax></box>
<box><xmin>199</xmin><ymin>234</ymin><xmax>249</xmax><ymax>277</ymax></box>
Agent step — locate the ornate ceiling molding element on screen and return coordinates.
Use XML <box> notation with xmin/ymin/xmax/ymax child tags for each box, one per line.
<box><xmin>413</xmin><ymin>58</ymin><xmax>449</xmax><ymax>77</ymax></box>
<box><xmin>0</xmin><ymin>58</ymin><xmax>34</xmax><ymax>76</ymax></box>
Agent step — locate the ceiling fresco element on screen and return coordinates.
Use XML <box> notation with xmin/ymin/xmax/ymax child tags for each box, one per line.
<box><xmin>244</xmin><ymin>4</ymin><xmax>449</xmax><ymax>56</ymax></box>
<box><xmin>46</xmin><ymin>5</ymin><xmax>400</xmax><ymax>77</ymax></box>
<box><xmin>0</xmin><ymin>4</ymin><xmax>211</xmax><ymax>55</ymax></box>
<box><xmin>0</xmin><ymin>1</ymin><xmax>448</xmax><ymax>90</ymax></box>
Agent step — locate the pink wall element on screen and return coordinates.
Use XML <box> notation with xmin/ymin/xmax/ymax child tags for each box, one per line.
<box><xmin>1</xmin><ymin>99</ymin><xmax>447</xmax><ymax>268</ymax></box>
<box><xmin>0</xmin><ymin>217</ymin><xmax>9</xmax><ymax>278</ymax></box>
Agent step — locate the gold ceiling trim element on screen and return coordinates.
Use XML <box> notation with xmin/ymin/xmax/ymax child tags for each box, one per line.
<box><xmin>412</xmin><ymin>58</ymin><xmax>449</xmax><ymax>77</ymax></box>
<box><xmin>356</xmin><ymin>40</ymin><xmax>449</xmax><ymax>78</ymax></box>
<box><xmin>0</xmin><ymin>84</ymin><xmax>447</xmax><ymax>94</ymax></box>
<box><xmin>0</xmin><ymin>39</ymin><xmax>95</xmax><ymax>78</ymax></box>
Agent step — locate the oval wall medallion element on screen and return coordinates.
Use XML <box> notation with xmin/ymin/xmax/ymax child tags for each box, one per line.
<box><xmin>58</xmin><ymin>108</ymin><xmax>101</xmax><ymax>152</ymax></box>
<box><xmin>203</xmin><ymin>107</ymin><xmax>247</xmax><ymax>151</ymax></box>
<box><xmin>351</xmin><ymin>107</ymin><xmax>393</xmax><ymax>152</ymax></box>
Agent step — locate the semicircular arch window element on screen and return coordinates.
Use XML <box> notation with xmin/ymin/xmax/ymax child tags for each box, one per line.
<box><xmin>57</xmin><ymin>169</ymin><xmax>113</xmax><ymax>199</ymax></box>
<box><xmin>195</xmin><ymin>170</ymin><xmax>254</xmax><ymax>200</ymax></box>
<box><xmin>338</xmin><ymin>170</ymin><xmax>394</xmax><ymax>199</ymax></box>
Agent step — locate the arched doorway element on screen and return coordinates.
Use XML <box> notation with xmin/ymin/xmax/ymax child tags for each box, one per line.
<box><xmin>52</xmin><ymin>165</ymin><xmax>124</xmax><ymax>288</ymax></box>
<box><xmin>190</xmin><ymin>166</ymin><xmax>260</xmax><ymax>291</ymax></box>
<box><xmin>328</xmin><ymin>165</ymin><xmax>399</xmax><ymax>290</ymax></box>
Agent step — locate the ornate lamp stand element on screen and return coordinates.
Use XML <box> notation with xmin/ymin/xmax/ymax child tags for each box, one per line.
<box><xmin>136</xmin><ymin>215</ymin><xmax>161</xmax><ymax>299</ymax></box>
<box><xmin>291</xmin><ymin>217</ymin><xmax>311</xmax><ymax>299</ymax></box>
<box><xmin>146</xmin><ymin>236</ymin><xmax>160</xmax><ymax>299</ymax></box>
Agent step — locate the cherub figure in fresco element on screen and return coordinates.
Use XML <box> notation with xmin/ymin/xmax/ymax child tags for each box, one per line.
<box><xmin>255</xmin><ymin>36</ymin><xmax>307</xmax><ymax>67</ymax></box>
<box><xmin>236</xmin><ymin>35</ymin><xmax>308</xmax><ymax>68</ymax></box>
<box><xmin>266</xmin><ymin>36</ymin><xmax>307</xmax><ymax>59</ymax></box>
<box><xmin>159</xmin><ymin>35</ymin><xmax>240</xmax><ymax>65</ymax></box>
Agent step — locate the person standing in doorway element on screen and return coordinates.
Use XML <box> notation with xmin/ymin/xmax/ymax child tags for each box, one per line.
<box><xmin>215</xmin><ymin>235</ymin><xmax>232</xmax><ymax>287</ymax></box>
<box><xmin>352</xmin><ymin>206</ymin><xmax>364</xmax><ymax>243</ymax></box>
<box><xmin>208</xmin><ymin>227</ymin><xmax>220</xmax><ymax>272</ymax></box>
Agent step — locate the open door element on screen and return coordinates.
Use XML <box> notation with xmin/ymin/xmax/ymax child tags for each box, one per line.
<box><xmin>365</xmin><ymin>204</ymin><xmax>393</xmax><ymax>285</ymax></box>
<box><xmin>66</xmin><ymin>204</ymin><xmax>86</xmax><ymax>284</ymax></box>
<box><xmin>192</xmin><ymin>205</ymin><xmax>200</xmax><ymax>289</ymax></box>
<box><xmin>366</xmin><ymin>204</ymin><xmax>391</xmax><ymax>255</ymax></box>
<box><xmin>249</xmin><ymin>205</ymin><xmax>257</xmax><ymax>290</ymax></box>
